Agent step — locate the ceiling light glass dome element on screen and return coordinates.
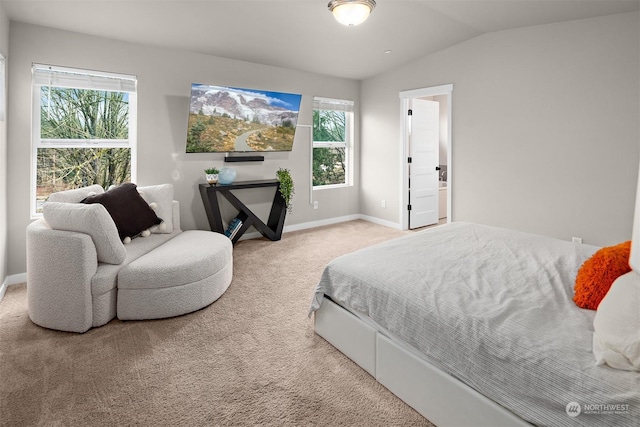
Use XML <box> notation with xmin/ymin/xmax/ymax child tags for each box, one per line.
<box><xmin>328</xmin><ymin>0</ymin><xmax>376</xmax><ymax>26</ymax></box>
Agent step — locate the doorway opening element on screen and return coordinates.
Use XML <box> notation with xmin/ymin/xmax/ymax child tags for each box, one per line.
<box><xmin>399</xmin><ymin>84</ymin><xmax>453</xmax><ymax>230</ymax></box>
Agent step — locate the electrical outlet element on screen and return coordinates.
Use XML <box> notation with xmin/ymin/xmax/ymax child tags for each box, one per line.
<box><xmin>572</xmin><ymin>237</ymin><xmax>583</xmax><ymax>244</ymax></box>
<box><xmin>313</xmin><ymin>201</ymin><xmax>318</xmax><ymax>210</ymax></box>
<box><xmin>381</xmin><ymin>200</ymin><xmax>386</xmax><ymax>208</ymax></box>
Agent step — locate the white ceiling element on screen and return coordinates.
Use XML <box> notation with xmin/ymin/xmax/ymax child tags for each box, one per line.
<box><xmin>2</xmin><ymin>0</ymin><xmax>639</xmax><ymax>80</ymax></box>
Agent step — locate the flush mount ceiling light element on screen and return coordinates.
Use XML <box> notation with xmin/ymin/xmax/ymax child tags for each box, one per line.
<box><xmin>328</xmin><ymin>0</ymin><xmax>376</xmax><ymax>26</ymax></box>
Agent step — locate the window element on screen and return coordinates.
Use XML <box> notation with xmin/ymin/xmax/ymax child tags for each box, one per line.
<box><xmin>312</xmin><ymin>97</ymin><xmax>353</xmax><ymax>188</ymax></box>
<box><xmin>31</xmin><ymin>64</ymin><xmax>137</xmax><ymax>215</ymax></box>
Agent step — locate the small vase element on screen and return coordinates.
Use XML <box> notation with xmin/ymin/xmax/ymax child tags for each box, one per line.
<box><xmin>218</xmin><ymin>167</ymin><xmax>236</xmax><ymax>185</ymax></box>
<box><xmin>205</xmin><ymin>174</ymin><xmax>218</xmax><ymax>185</ymax></box>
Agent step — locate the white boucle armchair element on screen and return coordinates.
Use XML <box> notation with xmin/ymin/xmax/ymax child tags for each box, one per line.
<box><xmin>26</xmin><ymin>184</ymin><xmax>233</xmax><ymax>333</ymax></box>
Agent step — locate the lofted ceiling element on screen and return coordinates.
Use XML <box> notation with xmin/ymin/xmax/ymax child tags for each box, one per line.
<box><xmin>2</xmin><ymin>0</ymin><xmax>639</xmax><ymax>80</ymax></box>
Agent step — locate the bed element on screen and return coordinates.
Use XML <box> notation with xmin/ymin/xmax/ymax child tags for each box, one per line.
<box><xmin>309</xmin><ymin>222</ymin><xmax>640</xmax><ymax>426</ymax></box>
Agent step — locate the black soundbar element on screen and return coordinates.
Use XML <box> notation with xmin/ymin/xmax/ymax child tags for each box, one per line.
<box><xmin>224</xmin><ymin>155</ymin><xmax>265</xmax><ymax>163</ymax></box>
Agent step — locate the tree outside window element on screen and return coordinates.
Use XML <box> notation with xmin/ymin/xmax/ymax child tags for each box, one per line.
<box><xmin>312</xmin><ymin>97</ymin><xmax>353</xmax><ymax>188</ymax></box>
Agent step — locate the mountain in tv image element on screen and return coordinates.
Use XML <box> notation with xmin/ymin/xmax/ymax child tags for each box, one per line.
<box><xmin>186</xmin><ymin>84</ymin><xmax>302</xmax><ymax>153</ymax></box>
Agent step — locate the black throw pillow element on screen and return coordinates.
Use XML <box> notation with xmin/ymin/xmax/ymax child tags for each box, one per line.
<box><xmin>82</xmin><ymin>182</ymin><xmax>162</xmax><ymax>241</ymax></box>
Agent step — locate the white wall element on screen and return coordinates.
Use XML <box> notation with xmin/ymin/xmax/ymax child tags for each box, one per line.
<box><xmin>0</xmin><ymin>3</ymin><xmax>8</xmax><ymax>288</ymax></box>
<box><xmin>361</xmin><ymin>12</ymin><xmax>640</xmax><ymax>246</ymax></box>
<box><xmin>6</xmin><ymin>13</ymin><xmax>639</xmax><ymax>275</ymax></box>
<box><xmin>6</xmin><ymin>22</ymin><xmax>360</xmax><ymax>275</ymax></box>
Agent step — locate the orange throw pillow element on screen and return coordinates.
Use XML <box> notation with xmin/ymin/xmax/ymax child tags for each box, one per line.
<box><xmin>573</xmin><ymin>241</ymin><xmax>632</xmax><ymax>310</ymax></box>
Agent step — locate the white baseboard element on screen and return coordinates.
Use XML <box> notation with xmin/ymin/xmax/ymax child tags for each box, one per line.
<box><xmin>358</xmin><ymin>215</ymin><xmax>402</xmax><ymax>230</ymax></box>
<box><xmin>283</xmin><ymin>214</ymin><xmax>362</xmax><ymax>233</ymax></box>
<box><xmin>237</xmin><ymin>215</ymin><xmax>361</xmax><ymax>242</ymax></box>
<box><xmin>0</xmin><ymin>273</ymin><xmax>27</xmax><ymax>302</ymax></box>
<box><xmin>237</xmin><ymin>214</ymin><xmax>401</xmax><ymax>242</ymax></box>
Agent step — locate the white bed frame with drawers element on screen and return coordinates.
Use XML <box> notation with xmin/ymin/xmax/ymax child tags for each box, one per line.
<box><xmin>313</xmin><ymin>297</ymin><xmax>532</xmax><ymax>427</ymax></box>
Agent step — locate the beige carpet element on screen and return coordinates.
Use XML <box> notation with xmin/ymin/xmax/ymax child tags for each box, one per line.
<box><xmin>0</xmin><ymin>220</ymin><xmax>435</xmax><ymax>426</ymax></box>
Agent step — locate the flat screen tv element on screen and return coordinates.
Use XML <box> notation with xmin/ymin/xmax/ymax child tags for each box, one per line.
<box><xmin>186</xmin><ymin>83</ymin><xmax>302</xmax><ymax>153</ymax></box>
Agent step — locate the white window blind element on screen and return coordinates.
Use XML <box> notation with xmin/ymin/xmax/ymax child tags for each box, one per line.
<box><xmin>313</xmin><ymin>96</ymin><xmax>354</xmax><ymax>112</ymax></box>
<box><xmin>33</xmin><ymin>64</ymin><xmax>137</xmax><ymax>92</ymax></box>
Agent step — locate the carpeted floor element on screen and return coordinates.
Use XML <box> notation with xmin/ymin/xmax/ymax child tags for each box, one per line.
<box><xmin>0</xmin><ymin>220</ymin><xmax>435</xmax><ymax>426</ymax></box>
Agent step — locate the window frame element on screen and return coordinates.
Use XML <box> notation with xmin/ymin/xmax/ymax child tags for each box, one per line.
<box><xmin>0</xmin><ymin>53</ymin><xmax>5</xmax><ymax>122</ymax></box>
<box><xmin>31</xmin><ymin>64</ymin><xmax>138</xmax><ymax>217</ymax></box>
<box><xmin>312</xmin><ymin>97</ymin><xmax>354</xmax><ymax>190</ymax></box>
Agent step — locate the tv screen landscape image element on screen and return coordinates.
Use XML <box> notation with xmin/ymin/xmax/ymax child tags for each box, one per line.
<box><xmin>186</xmin><ymin>84</ymin><xmax>302</xmax><ymax>153</ymax></box>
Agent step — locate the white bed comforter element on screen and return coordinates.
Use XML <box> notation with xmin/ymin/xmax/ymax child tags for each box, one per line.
<box><xmin>310</xmin><ymin>222</ymin><xmax>640</xmax><ymax>427</ymax></box>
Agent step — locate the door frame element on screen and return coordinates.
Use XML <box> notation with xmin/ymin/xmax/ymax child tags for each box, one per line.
<box><xmin>399</xmin><ymin>84</ymin><xmax>453</xmax><ymax>230</ymax></box>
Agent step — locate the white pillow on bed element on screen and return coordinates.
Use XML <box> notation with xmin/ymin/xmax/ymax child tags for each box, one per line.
<box><xmin>593</xmin><ymin>271</ymin><xmax>640</xmax><ymax>371</ymax></box>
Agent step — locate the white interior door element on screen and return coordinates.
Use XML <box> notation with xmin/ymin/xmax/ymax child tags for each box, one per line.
<box><xmin>409</xmin><ymin>99</ymin><xmax>439</xmax><ymax>229</ymax></box>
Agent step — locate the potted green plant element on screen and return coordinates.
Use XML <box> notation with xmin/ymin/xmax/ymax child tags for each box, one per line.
<box><xmin>276</xmin><ymin>168</ymin><xmax>294</xmax><ymax>213</ymax></box>
<box><xmin>204</xmin><ymin>167</ymin><xmax>220</xmax><ymax>185</ymax></box>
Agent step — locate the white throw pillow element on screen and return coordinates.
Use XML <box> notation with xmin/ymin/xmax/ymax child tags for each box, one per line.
<box><xmin>593</xmin><ymin>271</ymin><xmax>640</xmax><ymax>371</ymax></box>
<box><xmin>47</xmin><ymin>184</ymin><xmax>104</xmax><ymax>203</ymax></box>
<box><xmin>43</xmin><ymin>202</ymin><xmax>126</xmax><ymax>265</ymax></box>
<box><xmin>137</xmin><ymin>184</ymin><xmax>174</xmax><ymax>234</ymax></box>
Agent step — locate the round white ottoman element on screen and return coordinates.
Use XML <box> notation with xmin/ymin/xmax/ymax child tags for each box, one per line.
<box><xmin>116</xmin><ymin>230</ymin><xmax>232</xmax><ymax>320</ymax></box>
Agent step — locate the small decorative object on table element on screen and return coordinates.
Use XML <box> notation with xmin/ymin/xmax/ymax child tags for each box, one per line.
<box><xmin>276</xmin><ymin>168</ymin><xmax>294</xmax><ymax>213</ymax></box>
<box><xmin>218</xmin><ymin>167</ymin><xmax>237</xmax><ymax>185</ymax></box>
<box><xmin>204</xmin><ymin>167</ymin><xmax>219</xmax><ymax>185</ymax></box>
